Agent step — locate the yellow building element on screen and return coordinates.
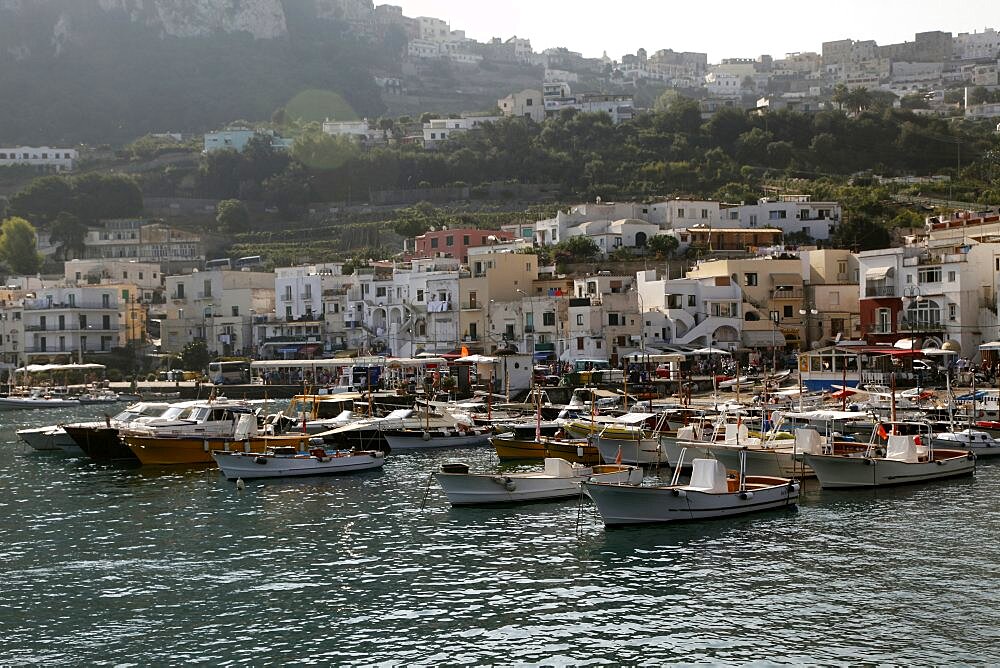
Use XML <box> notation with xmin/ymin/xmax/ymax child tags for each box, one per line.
<box><xmin>801</xmin><ymin>249</ymin><xmax>861</xmax><ymax>348</ymax></box>
<box><xmin>459</xmin><ymin>249</ymin><xmax>538</xmax><ymax>352</ymax></box>
<box><xmin>687</xmin><ymin>256</ymin><xmax>805</xmax><ymax>351</ymax></box>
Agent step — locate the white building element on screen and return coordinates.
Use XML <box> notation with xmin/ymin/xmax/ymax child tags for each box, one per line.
<box><xmin>162</xmin><ymin>269</ymin><xmax>274</xmax><ymax>357</ymax></box>
<box><xmin>955</xmin><ymin>28</ymin><xmax>1000</xmax><ymax>61</ymax></box>
<box><xmin>705</xmin><ymin>72</ymin><xmax>743</xmax><ymax>98</ymax></box>
<box><xmin>82</xmin><ymin>219</ymin><xmax>204</xmax><ymax>268</ymax></box>
<box><xmin>723</xmin><ymin>195</ymin><xmax>841</xmax><ymax>241</ymax></box>
<box><xmin>422</xmin><ymin>115</ymin><xmax>502</xmax><ymax>147</ymax></box>
<box><xmin>497</xmin><ymin>89</ymin><xmax>545</xmax><ymax>123</ymax></box>
<box><xmin>64</xmin><ymin>259</ymin><xmax>162</xmax><ymax>302</ymax></box>
<box><xmin>565</xmin><ymin>274</ymin><xmax>640</xmax><ymax>362</ymax></box>
<box><xmin>321</xmin><ymin>119</ymin><xmax>375</xmax><ymax>141</ymax></box>
<box><xmin>11</xmin><ymin>286</ymin><xmax>125</xmax><ymax>363</ymax></box>
<box><xmin>636</xmin><ymin>270</ymin><xmax>743</xmax><ymax>352</ymax></box>
<box><xmin>0</xmin><ymin>147</ymin><xmax>77</xmax><ymax>172</ymax></box>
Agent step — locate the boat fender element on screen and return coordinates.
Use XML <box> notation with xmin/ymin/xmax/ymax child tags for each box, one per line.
<box><xmin>576</xmin><ymin>446</ymin><xmax>584</xmax><ymax>457</ymax></box>
<box><xmin>671</xmin><ymin>489</ymin><xmax>686</xmax><ymax>498</ymax></box>
<box><xmin>243</xmin><ymin>441</ymin><xmax>251</xmax><ymax>453</ymax></box>
<box><xmin>967</xmin><ymin>452</ymin><xmax>976</xmax><ymax>461</ymax></box>
<box><xmin>789</xmin><ymin>483</ymin><xmax>800</xmax><ymax>493</ymax></box>
<box><xmin>504</xmin><ymin>478</ymin><xmax>516</xmax><ymax>492</ymax></box>
<box><xmin>254</xmin><ymin>456</ymin><xmax>268</xmax><ymax>465</ymax></box>
<box><xmin>203</xmin><ymin>440</ymin><xmax>210</xmax><ymax>453</ymax></box>
<box><xmin>739</xmin><ymin>491</ymin><xmax>754</xmax><ymax>500</ymax></box>
<box><xmin>422</xmin><ymin>432</ymin><xmax>431</xmax><ymax>441</ymax></box>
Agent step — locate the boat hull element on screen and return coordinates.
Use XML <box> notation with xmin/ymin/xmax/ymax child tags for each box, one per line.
<box><xmin>595</xmin><ymin>436</ymin><xmax>668</xmax><ymax>466</ymax></box>
<box><xmin>63</xmin><ymin>424</ymin><xmax>137</xmax><ymax>462</ymax></box>
<box><xmin>802</xmin><ymin>450</ymin><xmax>975</xmax><ymax>489</ymax></box>
<box><xmin>659</xmin><ymin>436</ymin><xmax>712</xmax><ymax>467</ymax></box>
<box><xmin>584</xmin><ymin>477</ymin><xmax>799</xmax><ymax>526</ymax></box>
<box><xmin>17</xmin><ymin>426</ymin><xmax>78</xmax><ymax>453</ymax></box>
<box><xmin>213</xmin><ymin>450</ymin><xmax>385</xmax><ymax>479</ymax></box>
<box><xmin>491</xmin><ymin>436</ymin><xmax>601</xmax><ymax>465</ymax></box>
<box><xmin>435</xmin><ymin>466</ymin><xmax>642</xmax><ymax>505</ymax></box>
<box><xmin>707</xmin><ymin>445</ymin><xmax>815</xmax><ymax>479</ymax></box>
<box><xmin>125</xmin><ymin>434</ymin><xmax>316</xmax><ymax>465</ymax></box>
<box><xmin>383</xmin><ymin>430</ymin><xmax>490</xmax><ymax>450</ymax></box>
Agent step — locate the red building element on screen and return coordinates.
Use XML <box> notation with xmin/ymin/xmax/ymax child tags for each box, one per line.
<box><xmin>408</xmin><ymin>228</ymin><xmax>514</xmax><ymax>264</ymax></box>
<box><xmin>859</xmin><ymin>296</ymin><xmax>903</xmax><ymax>345</ymax></box>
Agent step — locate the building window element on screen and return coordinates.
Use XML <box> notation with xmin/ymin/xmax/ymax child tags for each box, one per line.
<box><xmin>576</xmin><ymin>314</ymin><xmax>584</xmax><ymax>325</ymax></box>
<box><xmin>430</xmin><ymin>238</ymin><xmax>438</xmax><ymax>248</ymax></box>
<box><xmin>918</xmin><ymin>267</ymin><xmax>942</xmax><ymax>283</ymax></box>
<box><xmin>232</xmin><ymin>306</ymin><xmax>239</xmax><ymax>317</ymax></box>
<box><xmin>744</xmin><ymin>273</ymin><xmax>758</xmax><ymax>286</ymax></box>
<box><xmin>749</xmin><ymin>215</ymin><xmax>757</xmax><ymax>226</ymax></box>
<box><xmin>876</xmin><ymin>308</ymin><xmax>891</xmax><ymax>333</ymax></box>
<box><xmin>948</xmin><ymin>303</ymin><xmax>957</xmax><ymax>321</ymax></box>
<box><xmin>543</xmin><ymin>312</ymin><xmax>555</xmax><ymax>326</ymax></box>
<box><xmin>701</xmin><ymin>209</ymin><xmax>708</xmax><ymax>219</ymax></box>
<box><xmin>677</xmin><ymin>208</ymin><xmax>685</xmax><ymax>218</ymax></box>
<box><xmin>769</xmin><ymin>210</ymin><xmax>787</xmax><ymax>220</ymax></box>
<box><xmin>463</xmin><ymin>235</ymin><xmax>470</xmax><ymax>245</ymax></box>
<box><xmin>687</xmin><ymin>295</ymin><xmax>696</xmax><ymax>307</ymax></box>
<box><xmin>376</xmin><ymin>287</ymin><xmax>387</xmax><ymax>298</ymax></box>
<box><xmin>576</xmin><ymin>337</ymin><xmax>584</xmax><ymax>350</ymax></box>
<box><xmin>609</xmin><ymin>313</ymin><xmax>620</xmax><ymax>326</ymax></box>
<box><xmin>947</xmin><ymin>271</ymin><xmax>956</xmax><ymax>282</ymax></box>
<box><xmin>907</xmin><ymin>299</ymin><xmax>941</xmax><ymax>327</ymax></box>
<box><xmin>416</xmin><ymin>289</ymin><xmax>424</xmax><ymax>302</ymax></box>
<box><xmin>446</xmin><ymin>236</ymin><xmax>454</xmax><ymax>247</ymax></box>
<box><xmin>783</xmin><ymin>305</ymin><xmax>793</xmax><ymax>318</ymax></box>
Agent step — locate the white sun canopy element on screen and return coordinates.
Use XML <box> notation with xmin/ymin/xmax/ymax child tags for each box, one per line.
<box><xmin>15</xmin><ymin>363</ymin><xmax>106</xmax><ymax>373</ymax></box>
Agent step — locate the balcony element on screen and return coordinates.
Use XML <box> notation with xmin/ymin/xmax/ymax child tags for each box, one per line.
<box><xmin>195</xmin><ymin>292</ymin><xmax>215</xmax><ymax>301</ymax></box>
<box><xmin>865</xmin><ymin>284</ymin><xmax>896</xmax><ymax>297</ymax></box>
<box><xmin>524</xmin><ymin>326</ymin><xmax>534</xmax><ymax>333</ymax></box>
<box><xmin>771</xmin><ymin>287</ymin><xmax>804</xmax><ymax>299</ymax></box>
<box><xmin>300</xmin><ymin>293</ymin><xmax>314</xmax><ymax>300</ymax></box>
<box><xmin>23</xmin><ymin>301</ymin><xmax>115</xmax><ymax>310</ymax></box>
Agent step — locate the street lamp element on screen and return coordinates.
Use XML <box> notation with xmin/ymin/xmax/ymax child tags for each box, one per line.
<box><xmin>903</xmin><ymin>285</ymin><xmax>924</xmax><ymax>386</ymax></box>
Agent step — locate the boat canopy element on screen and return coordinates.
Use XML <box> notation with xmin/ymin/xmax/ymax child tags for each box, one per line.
<box><xmin>622</xmin><ymin>352</ymin><xmax>685</xmax><ymax>363</ymax></box>
<box><xmin>782</xmin><ymin>409</ymin><xmax>869</xmax><ymax>421</ymax></box>
<box><xmin>15</xmin><ymin>363</ymin><xmax>106</xmax><ymax>373</ymax></box>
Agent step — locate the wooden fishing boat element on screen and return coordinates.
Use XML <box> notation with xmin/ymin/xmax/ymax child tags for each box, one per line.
<box><xmin>584</xmin><ymin>457</ymin><xmax>800</xmax><ymax>526</ymax></box>
<box><xmin>213</xmin><ymin>445</ymin><xmax>384</xmax><ymax>480</ymax></box>
<box><xmin>490</xmin><ymin>434</ymin><xmax>601</xmax><ymax>465</ymax></box>
<box><xmin>434</xmin><ymin>458</ymin><xmax>642</xmax><ymax>505</ymax></box>
<box><xmin>801</xmin><ymin>422</ymin><xmax>975</xmax><ymax>489</ymax></box>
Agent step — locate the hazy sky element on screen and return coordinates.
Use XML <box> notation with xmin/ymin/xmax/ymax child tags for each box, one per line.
<box><xmin>397</xmin><ymin>1</ymin><xmax>998</xmax><ymax>62</ymax></box>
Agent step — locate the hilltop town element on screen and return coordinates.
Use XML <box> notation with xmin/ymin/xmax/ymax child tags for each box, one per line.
<box><xmin>1</xmin><ymin>5</ymin><xmax>1000</xmax><ymax>380</ymax></box>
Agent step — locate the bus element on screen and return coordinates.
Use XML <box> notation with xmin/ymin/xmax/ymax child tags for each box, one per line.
<box><xmin>205</xmin><ymin>258</ymin><xmax>232</xmax><ymax>270</ymax></box>
<box><xmin>208</xmin><ymin>360</ymin><xmax>250</xmax><ymax>385</ymax></box>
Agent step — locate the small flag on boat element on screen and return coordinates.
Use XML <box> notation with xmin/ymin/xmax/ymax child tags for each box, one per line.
<box><xmin>460</xmin><ymin>345</ymin><xmax>469</xmax><ymax>357</ymax></box>
<box><xmin>877</xmin><ymin>424</ymin><xmax>888</xmax><ymax>440</ymax></box>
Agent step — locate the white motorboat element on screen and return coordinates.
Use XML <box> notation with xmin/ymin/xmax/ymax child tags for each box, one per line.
<box><xmin>434</xmin><ymin>457</ymin><xmax>643</xmax><ymax>505</ymax></box>
<box><xmin>719</xmin><ymin>375</ymin><xmax>753</xmax><ymax>390</ymax></box>
<box><xmin>0</xmin><ymin>391</ymin><xmax>80</xmax><ymax>410</ymax></box>
<box><xmin>213</xmin><ymin>445</ymin><xmax>385</xmax><ymax>480</ymax></box>
<box><xmin>802</xmin><ymin>422</ymin><xmax>975</xmax><ymax>489</ymax></box>
<box><xmin>382</xmin><ymin>425</ymin><xmax>492</xmax><ymax>450</ymax></box>
<box><xmin>17</xmin><ymin>425</ymin><xmax>80</xmax><ymax>453</ymax></box>
<box><xmin>77</xmin><ymin>390</ymin><xmax>122</xmax><ymax>405</ymax></box>
<box><xmin>584</xmin><ymin>457</ymin><xmax>800</xmax><ymax>526</ymax></box>
<box><xmin>318</xmin><ymin>408</ymin><xmax>473</xmax><ymax>447</ymax></box>
<box><xmin>931</xmin><ymin>428</ymin><xmax>1000</xmax><ymax>458</ymax></box>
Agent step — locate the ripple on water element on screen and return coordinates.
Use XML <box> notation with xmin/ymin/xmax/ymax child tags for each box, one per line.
<box><xmin>0</xmin><ymin>410</ymin><xmax>997</xmax><ymax>664</ymax></box>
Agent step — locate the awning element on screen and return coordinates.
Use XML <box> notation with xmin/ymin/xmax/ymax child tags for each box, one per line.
<box><xmin>979</xmin><ymin>341</ymin><xmax>1000</xmax><ymax>350</ymax></box>
<box><xmin>865</xmin><ymin>266</ymin><xmax>894</xmax><ymax>280</ymax></box>
<box><xmin>742</xmin><ymin>330</ymin><xmax>787</xmax><ymax>348</ymax></box>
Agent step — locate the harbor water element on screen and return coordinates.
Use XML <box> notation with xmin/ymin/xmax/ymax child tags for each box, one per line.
<box><xmin>1</xmin><ymin>406</ymin><xmax>998</xmax><ymax>665</ymax></box>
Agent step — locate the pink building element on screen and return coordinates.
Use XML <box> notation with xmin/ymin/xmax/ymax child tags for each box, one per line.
<box><xmin>408</xmin><ymin>228</ymin><xmax>514</xmax><ymax>264</ymax></box>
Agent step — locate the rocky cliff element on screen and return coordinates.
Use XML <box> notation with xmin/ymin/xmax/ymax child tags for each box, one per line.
<box><xmin>0</xmin><ymin>0</ymin><xmax>386</xmax><ymax>144</ymax></box>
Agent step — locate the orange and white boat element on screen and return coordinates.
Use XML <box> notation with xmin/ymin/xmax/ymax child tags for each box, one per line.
<box><xmin>123</xmin><ymin>399</ymin><xmax>316</xmax><ymax>465</ymax></box>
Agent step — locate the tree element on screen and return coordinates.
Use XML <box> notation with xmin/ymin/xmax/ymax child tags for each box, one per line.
<box><xmin>49</xmin><ymin>211</ymin><xmax>87</xmax><ymax>260</ymax></box>
<box><xmin>830</xmin><ymin>217</ymin><xmax>890</xmax><ymax>251</ymax></box>
<box><xmin>554</xmin><ymin>236</ymin><xmax>600</xmax><ymax>263</ymax></box>
<box><xmin>180</xmin><ymin>340</ymin><xmax>210</xmax><ymax>373</ymax></box>
<box><xmin>647</xmin><ymin>234</ymin><xmax>679</xmax><ymax>259</ymax></box>
<box><xmin>216</xmin><ymin>199</ymin><xmax>250</xmax><ymax>233</ymax></box>
<box><xmin>71</xmin><ymin>173</ymin><xmax>143</xmax><ymax>222</ymax></box>
<box><xmin>291</xmin><ymin>131</ymin><xmax>361</xmax><ymax>170</ymax></box>
<box><xmin>0</xmin><ymin>217</ymin><xmax>42</xmax><ymax>274</ymax></box>
<box><xmin>8</xmin><ymin>176</ymin><xmax>73</xmax><ymax>224</ymax></box>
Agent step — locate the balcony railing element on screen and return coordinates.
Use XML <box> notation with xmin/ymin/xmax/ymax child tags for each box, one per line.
<box><xmin>23</xmin><ymin>301</ymin><xmax>116</xmax><ymax>310</ymax></box>
<box><xmin>865</xmin><ymin>285</ymin><xmax>896</xmax><ymax>297</ymax></box>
